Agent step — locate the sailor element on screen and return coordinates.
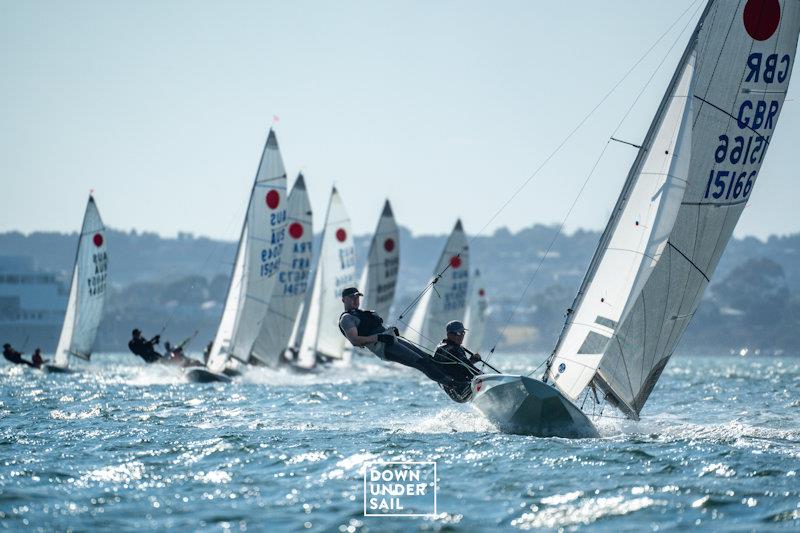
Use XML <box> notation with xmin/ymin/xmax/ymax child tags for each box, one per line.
<box><xmin>31</xmin><ymin>347</ymin><xmax>46</xmax><ymax>369</ymax></box>
<box><xmin>2</xmin><ymin>343</ymin><xmax>35</xmax><ymax>367</ymax></box>
<box><xmin>203</xmin><ymin>341</ymin><xmax>213</xmax><ymax>366</ymax></box>
<box><xmin>433</xmin><ymin>321</ymin><xmax>483</xmax><ymax>402</ymax></box>
<box><xmin>338</xmin><ymin>287</ymin><xmax>464</xmax><ymax>387</ymax></box>
<box><xmin>127</xmin><ymin>329</ymin><xmax>164</xmax><ymax>363</ymax></box>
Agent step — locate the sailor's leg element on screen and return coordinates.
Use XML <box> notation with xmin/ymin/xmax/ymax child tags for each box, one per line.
<box><xmin>383</xmin><ymin>340</ymin><xmax>463</xmax><ymax>386</ymax></box>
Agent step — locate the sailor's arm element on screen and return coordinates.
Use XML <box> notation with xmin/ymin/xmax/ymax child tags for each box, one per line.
<box><xmin>343</xmin><ymin>326</ymin><xmax>379</xmax><ymax>347</ymax></box>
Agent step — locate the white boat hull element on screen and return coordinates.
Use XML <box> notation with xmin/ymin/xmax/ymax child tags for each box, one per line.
<box><xmin>471</xmin><ymin>374</ymin><xmax>598</xmax><ymax>438</ymax></box>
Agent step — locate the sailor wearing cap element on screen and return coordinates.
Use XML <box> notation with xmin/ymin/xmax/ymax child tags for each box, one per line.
<box><xmin>432</xmin><ymin>321</ymin><xmax>483</xmax><ymax>402</ymax></box>
<box><xmin>338</xmin><ymin>287</ymin><xmax>462</xmax><ymax>387</ymax></box>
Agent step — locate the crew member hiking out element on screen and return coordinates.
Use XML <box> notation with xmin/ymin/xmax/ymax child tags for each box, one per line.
<box><xmin>127</xmin><ymin>329</ymin><xmax>164</xmax><ymax>363</ymax></box>
<box><xmin>31</xmin><ymin>347</ymin><xmax>47</xmax><ymax>369</ymax></box>
<box><xmin>2</xmin><ymin>343</ymin><xmax>35</xmax><ymax>367</ymax></box>
<box><xmin>433</xmin><ymin>321</ymin><xmax>483</xmax><ymax>402</ymax></box>
<box><xmin>338</xmin><ymin>287</ymin><xmax>465</xmax><ymax>388</ymax></box>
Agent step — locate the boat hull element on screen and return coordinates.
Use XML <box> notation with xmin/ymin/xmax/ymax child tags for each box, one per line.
<box><xmin>185</xmin><ymin>368</ymin><xmax>231</xmax><ymax>383</ymax></box>
<box><xmin>43</xmin><ymin>364</ymin><xmax>75</xmax><ymax>374</ymax></box>
<box><xmin>471</xmin><ymin>374</ymin><xmax>598</xmax><ymax>438</ymax></box>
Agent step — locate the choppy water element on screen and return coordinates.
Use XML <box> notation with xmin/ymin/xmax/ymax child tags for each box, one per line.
<box><xmin>1</xmin><ymin>352</ymin><xmax>799</xmax><ymax>531</ymax></box>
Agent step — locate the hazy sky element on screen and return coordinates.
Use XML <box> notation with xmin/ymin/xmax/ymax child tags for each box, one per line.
<box><xmin>2</xmin><ymin>1</ymin><xmax>799</xmax><ymax>242</ymax></box>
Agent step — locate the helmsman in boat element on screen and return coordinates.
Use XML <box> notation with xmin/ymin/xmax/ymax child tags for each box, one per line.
<box><xmin>127</xmin><ymin>329</ymin><xmax>164</xmax><ymax>363</ymax></box>
<box><xmin>338</xmin><ymin>287</ymin><xmax>466</xmax><ymax>388</ymax></box>
<box><xmin>432</xmin><ymin>321</ymin><xmax>483</xmax><ymax>403</ymax></box>
<box><xmin>2</xmin><ymin>343</ymin><xmax>35</xmax><ymax>367</ymax></box>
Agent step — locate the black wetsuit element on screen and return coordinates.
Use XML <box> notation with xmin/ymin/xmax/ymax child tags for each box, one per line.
<box><xmin>2</xmin><ymin>347</ymin><xmax>35</xmax><ymax>367</ymax></box>
<box><xmin>433</xmin><ymin>339</ymin><xmax>482</xmax><ymax>402</ymax></box>
<box><xmin>128</xmin><ymin>336</ymin><xmax>163</xmax><ymax>363</ymax></box>
<box><xmin>339</xmin><ymin>309</ymin><xmax>466</xmax><ymax>387</ymax></box>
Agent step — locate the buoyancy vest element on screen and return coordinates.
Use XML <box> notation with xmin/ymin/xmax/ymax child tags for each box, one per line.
<box><xmin>338</xmin><ymin>309</ymin><xmax>385</xmax><ymax>337</ymax></box>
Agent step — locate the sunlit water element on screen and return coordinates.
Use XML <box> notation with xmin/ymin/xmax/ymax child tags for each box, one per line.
<box><xmin>1</xmin><ymin>353</ymin><xmax>799</xmax><ymax>531</ymax></box>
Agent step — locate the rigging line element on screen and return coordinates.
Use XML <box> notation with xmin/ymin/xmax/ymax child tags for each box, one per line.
<box><xmin>692</xmin><ymin>94</ymin><xmax>773</xmax><ymax>143</ymax></box>
<box><xmin>467</xmin><ymin>0</ymin><xmax>704</xmax><ymax>247</ymax></box>
<box><xmin>667</xmin><ymin>241</ymin><xmax>710</xmax><ymax>282</ymax></box>
<box><xmin>396</xmin><ymin>249</ymin><xmax>464</xmax><ymax>321</ymax></box>
<box><xmin>395</xmin><ymin>0</ymin><xmax>702</xmax><ymax>326</ymax></box>
<box><xmin>610</xmin><ymin>137</ymin><xmax>643</xmax><ymax>150</ymax></box>
<box><xmin>534</xmin><ymin>0</ymin><xmax>704</xmax><ymax>379</ymax></box>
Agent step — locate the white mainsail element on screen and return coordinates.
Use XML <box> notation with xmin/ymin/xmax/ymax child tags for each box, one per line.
<box><xmin>207</xmin><ymin>129</ymin><xmax>288</xmax><ymax>373</ymax></box>
<box><xmin>547</xmin><ymin>0</ymin><xmax>800</xmax><ymax>419</ymax></box>
<box><xmin>296</xmin><ymin>187</ymin><xmax>357</xmax><ymax>367</ymax></box>
<box><xmin>53</xmin><ymin>195</ymin><xmax>108</xmax><ymax>368</ymax></box>
<box><xmin>463</xmin><ymin>269</ymin><xmax>488</xmax><ymax>351</ymax></box>
<box><xmin>359</xmin><ymin>200</ymin><xmax>400</xmax><ymax>320</ymax></box>
<box><xmin>251</xmin><ymin>174</ymin><xmax>313</xmax><ymax>367</ymax></box>
<box><xmin>404</xmin><ymin>220</ymin><xmax>469</xmax><ymax>350</ymax></box>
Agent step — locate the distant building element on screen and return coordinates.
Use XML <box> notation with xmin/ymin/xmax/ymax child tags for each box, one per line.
<box><xmin>0</xmin><ymin>255</ymin><xmax>67</xmax><ymax>353</ymax></box>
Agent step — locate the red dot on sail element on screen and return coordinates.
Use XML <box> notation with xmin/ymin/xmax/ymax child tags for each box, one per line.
<box><xmin>383</xmin><ymin>238</ymin><xmax>395</xmax><ymax>252</ymax></box>
<box><xmin>743</xmin><ymin>0</ymin><xmax>780</xmax><ymax>41</ymax></box>
<box><xmin>266</xmin><ymin>190</ymin><xmax>280</xmax><ymax>209</ymax></box>
<box><xmin>289</xmin><ymin>222</ymin><xmax>304</xmax><ymax>239</ymax></box>
<box><xmin>336</xmin><ymin>228</ymin><xmax>347</xmax><ymax>242</ymax></box>
<box><xmin>479</xmin><ymin>289</ymin><xmax>485</xmax><ymax>297</ymax></box>
<box><xmin>93</xmin><ymin>233</ymin><xmax>103</xmax><ymax>247</ymax></box>
<box><xmin>449</xmin><ymin>256</ymin><xmax>462</xmax><ymax>269</ymax></box>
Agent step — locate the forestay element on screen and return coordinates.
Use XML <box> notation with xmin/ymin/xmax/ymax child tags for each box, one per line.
<box><xmin>359</xmin><ymin>200</ymin><xmax>400</xmax><ymax>320</ymax></box>
<box><xmin>405</xmin><ymin>220</ymin><xmax>469</xmax><ymax>349</ymax></box>
<box><xmin>54</xmin><ymin>196</ymin><xmax>108</xmax><ymax>368</ymax></box>
<box><xmin>547</xmin><ymin>0</ymin><xmax>800</xmax><ymax>419</ymax></box>
<box><xmin>207</xmin><ymin>130</ymin><xmax>288</xmax><ymax>372</ymax></box>
<box><xmin>251</xmin><ymin>174</ymin><xmax>313</xmax><ymax>367</ymax></box>
<box><xmin>296</xmin><ymin>187</ymin><xmax>357</xmax><ymax>367</ymax></box>
<box><xmin>463</xmin><ymin>269</ymin><xmax>489</xmax><ymax>351</ymax></box>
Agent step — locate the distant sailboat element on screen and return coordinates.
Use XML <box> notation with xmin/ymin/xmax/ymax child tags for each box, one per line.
<box><xmin>359</xmin><ymin>200</ymin><xmax>400</xmax><ymax>320</ymax></box>
<box><xmin>295</xmin><ymin>187</ymin><xmax>357</xmax><ymax>368</ymax></box>
<box><xmin>471</xmin><ymin>0</ymin><xmax>800</xmax><ymax>437</ymax></box>
<box><xmin>45</xmin><ymin>195</ymin><xmax>108</xmax><ymax>373</ymax></box>
<box><xmin>250</xmin><ymin>173</ymin><xmax>313</xmax><ymax>368</ymax></box>
<box><xmin>462</xmin><ymin>269</ymin><xmax>488</xmax><ymax>351</ymax></box>
<box><xmin>187</xmin><ymin>129</ymin><xmax>288</xmax><ymax>382</ymax></box>
<box><xmin>404</xmin><ymin>220</ymin><xmax>469</xmax><ymax>350</ymax></box>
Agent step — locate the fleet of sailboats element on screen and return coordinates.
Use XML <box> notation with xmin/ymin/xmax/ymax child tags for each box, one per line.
<box><xmin>17</xmin><ymin>0</ymin><xmax>798</xmax><ymax>443</ymax></box>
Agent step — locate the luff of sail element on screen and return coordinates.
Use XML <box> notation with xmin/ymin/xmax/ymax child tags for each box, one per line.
<box><xmin>404</xmin><ymin>220</ymin><xmax>469</xmax><ymax>350</ymax></box>
<box><xmin>360</xmin><ymin>200</ymin><xmax>400</xmax><ymax>320</ymax></box>
<box><xmin>54</xmin><ymin>196</ymin><xmax>108</xmax><ymax>368</ymax></box>
<box><xmin>548</xmin><ymin>0</ymin><xmax>800</xmax><ymax>419</ymax></box>
<box><xmin>207</xmin><ymin>130</ymin><xmax>288</xmax><ymax>373</ymax></box>
<box><xmin>296</xmin><ymin>187</ymin><xmax>357</xmax><ymax>367</ymax></box>
<box><xmin>251</xmin><ymin>174</ymin><xmax>313</xmax><ymax>367</ymax></box>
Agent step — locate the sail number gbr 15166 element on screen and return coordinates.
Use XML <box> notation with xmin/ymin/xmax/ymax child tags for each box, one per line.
<box><xmin>702</xmin><ymin>133</ymin><xmax>768</xmax><ymax>200</ymax></box>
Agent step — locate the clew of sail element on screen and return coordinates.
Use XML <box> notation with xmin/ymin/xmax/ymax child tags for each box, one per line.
<box><xmin>463</xmin><ymin>269</ymin><xmax>489</xmax><ymax>351</ymax></box>
<box><xmin>404</xmin><ymin>220</ymin><xmax>469</xmax><ymax>350</ymax></box>
<box><xmin>251</xmin><ymin>174</ymin><xmax>313</xmax><ymax>367</ymax></box>
<box><xmin>360</xmin><ymin>200</ymin><xmax>400</xmax><ymax>320</ymax></box>
<box><xmin>54</xmin><ymin>196</ymin><xmax>108</xmax><ymax>368</ymax></box>
<box><xmin>207</xmin><ymin>129</ymin><xmax>288</xmax><ymax>372</ymax></box>
<box><xmin>548</xmin><ymin>0</ymin><xmax>800</xmax><ymax>418</ymax></box>
<box><xmin>296</xmin><ymin>187</ymin><xmax>357</xmax><ymax>367</ymax></box>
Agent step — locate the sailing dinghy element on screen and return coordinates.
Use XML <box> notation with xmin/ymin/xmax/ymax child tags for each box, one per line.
<box><xmin>186</xmin><ymin>129</ymin><xmax>288</xmax><ymax>382</ymax></box>
<box><xmin>471</xmin><ymin>0</ymin><xmax>800</xmax><ymax>437</ymax></box>
<box><xmin>45</xmin><ymin>195</ymin><xmax>108</xmax><ymax>374</ymax></box>
<box><xmin>404</xmin><ymin>220</ymin><xmax>469</xmax><ymax>350</ymax></box>
<box><xmin>294</xmin><ymin>187</ymin><xmax>357</xmax><ymax>368</ymax></box>
<box><xmin>250</xmin><ymin>173</ymin><xmax>313</xmax><ymax>368</ymax></box>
